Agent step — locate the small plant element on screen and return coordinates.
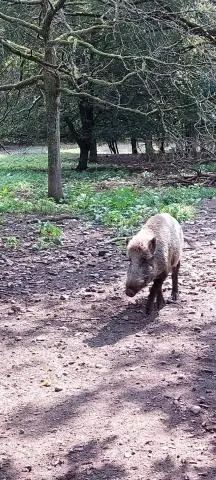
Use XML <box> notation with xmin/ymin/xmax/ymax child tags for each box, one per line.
<box><xmin>4</xmin><ymin>236</ymin><xmax>20</xmax><ymax>248</ymax></box>
<box><xmin>36</xmin><ymin>221</ymin><xmax>63</xmax><ymax>248</ymax></box>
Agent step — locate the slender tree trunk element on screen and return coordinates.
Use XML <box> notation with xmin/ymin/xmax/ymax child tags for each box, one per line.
<box><xmin>159</xmin><ymin>138</ymin><xmax>165</xmax><ymax>153</ymax></box>
<box><xmin>89</xmin><ymin>138</ymin><xmax>98</xmax><ymax>162</ymax></box>
<box><xmin>44</xmin><ymin>48</ymin><xmax>63</xmax><ymax>201</ymax></box>
<box><xmin>114</xmin><ymin>140</ymin><xmax>119</xmax><ymax>154</ymax></box>
<box><xmin>131</xmin><ymin>137</ymin><xmax>138</xmax><ymax>154</ymax></box>
<box><xmin>191</xmin><ymin>138</ymin><xmax>198</xmax><ymax>158</ymax></box>
<box><xmin>108</xmin><ymin>139</ymin><xmax>118</xmax><ymax>154</ymax></box>
<box><xmin>76</xmin><ymin>140</ymin><xmax>91</xmax><ymax>171</ymax></box>
<box><xmin>144</xmin><ymin>136</ymin><xmax>154</xmax><ymax>159</ymax></box>
<box><xmin>108</xmin><ymin>140</ymin><xmax>115</xmax><ymax>154</ymax></box>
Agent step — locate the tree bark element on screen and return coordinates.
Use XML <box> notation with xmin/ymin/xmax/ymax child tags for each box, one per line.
<box><xmin>159</xmin><ymin>137</ymin><xmax>165</xmax><ymax>153</ymax></box>
<box><xmin>144</xmin><ymin>136</ymin><xmax>154</xmax><ymax>159</ymax></box>
<box><xmin>108</xmin><ymin>139</ymin><xmax>119</xmax><ymax>154</ymax></box>
<box><xmin>44</xmin><ymin>69</ymin><xmax>63</xmax><ymax>200</ymax></box>
<box><xmin>64</xmin><ymin>114</ymin><xmax>97</xmax><ymax>168</ymax></box>
<box><xmin>44</xmin><ymin>46</ymin><xmax>63</xmax><ymax>201</ymax></box>
<box><xmin>76</xmin><ymin>139</ymin><xmax>91</xmax><ymax>171</ymax></box>
<box><xmin>89</xmin><ymin>138</ymin><xmax>98</xmax><ymax>162</ymax></box>
<box><xmin>75</xmin><ymin>96</ymin><xmax>94</xmax><ymax>170</ymax></box>
<box><xmin>185</xmin><ymin>124</ymin><xmax>197</xmax><ymax>158</ymax></box>
<box><xmin>40</xmin><ymin>0</ymin><xmax>64</xmax><ymax>201</ymax></box>
<box><xmin>131</xmin><ymin>137</ymin><xmax>138</xmax><ymax>154</ymax></box>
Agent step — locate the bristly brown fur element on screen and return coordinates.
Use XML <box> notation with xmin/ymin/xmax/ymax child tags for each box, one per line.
<box><xmin>125</xmin><ymin>213</ymin><xmax>184</xmax><ymax>314</ymax></box>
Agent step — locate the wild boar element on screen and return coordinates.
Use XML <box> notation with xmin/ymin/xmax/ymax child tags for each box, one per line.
<box><xmin>125</xmin><ymin>213</ymin><xmax>184</xmax><ymax>314</ymax></box>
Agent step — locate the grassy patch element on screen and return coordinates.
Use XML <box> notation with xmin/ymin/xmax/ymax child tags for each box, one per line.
<box><xmin>0</xmin><ymin>153</ymin><xmax>215</xmax><ymax>234</ymax></box>
<box><xmin>3</xmin><ymin>236</ymin><xmax>20</xmax><ymax>248</ymax></box>
<box><xmin>35</xmin><ymin>221</ymin><xmax>63</xmax><ymax>249</ymax></box>
<box><xmin>198</xmin><ymin>162</ymin><xmax>216</xmax><ymax>173</ymax></box>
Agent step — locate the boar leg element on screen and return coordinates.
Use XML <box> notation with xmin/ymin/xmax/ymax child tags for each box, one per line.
<box><xmin>171</xmin><ymin>261</ymin><xmax>180</xmax><ymax>300</ymax></box>
<box><xmin>146</xmin><ymin>272</ymin><xmax>167</xmax><ymax>314</ymax></box>
<box><xmin>156</xmin><ymin>287</ymin><xmax>166</xmax><ymax>310</ymax></box>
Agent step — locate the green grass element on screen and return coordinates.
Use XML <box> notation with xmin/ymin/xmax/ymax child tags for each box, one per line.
<box><xmin>198</xmin><ymin>162</ymin><xmax>216</xmax><ymax>172</ymax></box>
<box><xmin>4</xmin><ymin>236</ymin><xmax>20</xmax><ymax>248</ymax></box>
<box><xmin>36</xmin><ymin>220</ymin><xmax>63</xmax><ymax>249</ymax></box>
<box><xmin>0</xmin><ymin>152</ymin><xmax>215</xmax><ymax>234</ymax></box>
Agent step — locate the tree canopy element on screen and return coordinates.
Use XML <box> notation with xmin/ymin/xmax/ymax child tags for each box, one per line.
<box><xmin>1</xmin><ymin>0</ymin><xmax>216</xmax><ymax>197</ymax></box>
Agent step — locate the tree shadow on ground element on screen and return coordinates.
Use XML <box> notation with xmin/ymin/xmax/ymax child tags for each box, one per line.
<box><xmin>87</xmin><ymin>297</ymin><xmax>181</xmax><ymax>348</ymax></box>
<box><xmin>151</xmin><ymin>455</ymin><xmax>216</xmax><ymax>480</ymax></box>
<box><xmin>0</xmin><ymin>457</ymin><xmax>20</xmax><ymax>480</ymax></box>
<box><xmin>0</xmin><ymin>288</ymin><xmax>183</xmax><ymax>352</ymax></box>
<box><xmin>0</xmin><ymin>217</ymin><xmax>126</xmax><ymax>301</ymax></box>
<box><xmin>4</xmin><ymin>316</ymin><xmax>216</xmax><ymax>478</ymax></box>
<box><xmin>56</xmin><ymin>436</ymin><xmax>126</xmax><ymax>480</ymax></box>
<box><xmin>86</xmin><ymin>301</ymin><xmax>155</xmax><ymax>348</ymax></box>
<box><xmin>112</xmin><ymin>317</ymin><xmax>216</xmax><ymax>434</ymax></box>
<box><xmin>57</xmin><ymin>463</ymin><xmax>126</xmax><ymax>480</ymax></box>
<box><xmin>6</xmin><ymin>388</ymin><xmax>99</xmax><ymax>437</ymax></box>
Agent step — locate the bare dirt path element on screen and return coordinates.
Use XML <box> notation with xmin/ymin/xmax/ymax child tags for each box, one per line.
<box><xmin>0</xmin><ymin>200</ymin><xmax>216</xmax><ymax>480</ymax></box>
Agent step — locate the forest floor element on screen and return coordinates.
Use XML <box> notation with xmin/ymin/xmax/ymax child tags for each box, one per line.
<box><xmin>0</xmin><ymin>194</ymin><xmax>216</xmax><ymax>480</ymax></box>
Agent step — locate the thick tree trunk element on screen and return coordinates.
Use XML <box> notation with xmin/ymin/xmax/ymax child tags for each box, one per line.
<box><xmin>44</xmin><ymin>48</ymin><xmax>63</xmax><ymax>201</ymax></box>
<box><xmin>76</xmin><ymin>140</ymin><xmax>91</xmax><ymax>171</ymax></box>
<box><xmin>131</xmin><ymin>137</ymin><xmax>138</xmax><ymax>154</ymax></box>
<box><xmin>89</xmin><ymin>138</ymin><xmax>98</xmax><ymax>162</ymax></box>
<box><xmin>144</xmin><ymin>136</ymin><xmax>154</xmax><ymax>159</ymax></box>
<box><xmin>76</xmin><ymin>97</ymin><xmax>94</xmax><ymax>170</ymax></box>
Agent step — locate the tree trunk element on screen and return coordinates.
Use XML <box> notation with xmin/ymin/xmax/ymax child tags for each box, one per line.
<box><xmin>76</xmin><ymin>140</ymin><xmax>91</xmax><ymax>171</ymax></box>
<box><xmin>89</xmin><ymin>138</ymin><xmax>98</xmax><ymax>162</ymax></box>
<box><xmin>185</xmin><ymin>124</ymin><xmax>197</xmax><ymax>158</ymax></box>
<box><xmin>131</xmin><ymin>137</ymin><xmax>138</xmax><ymax>154</ymax></box>
<box><xmin>191</xmin><ymin>139</ymin><xmax>198</xmax><ymax>158</ymax></box>
<box><xmin>108</xmin><ymin>139</ymin><xmax>118</xmax><ymax>154</ymax></box>
<box><xmin>159</xmin><ymin>137</ymin><xmax>165</xmax><ymax>153</ymax></box>
<box><xmin>144</xmin><ymin>137</ymin><xmax>154</xmax><ymax>159</ymax></box>
<box><xmin>76</xmin><ymin>96</ymin><xmax>94</xmax><ymax>170</ymax></box>
<box><xmin>44</xmin><ymin>48</ymin><xmax>63</xmax><ymax>201</ymax></box>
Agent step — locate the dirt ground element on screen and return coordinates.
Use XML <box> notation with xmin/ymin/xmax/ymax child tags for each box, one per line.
<box><xmin>0</xmin><ymin>200</ymin><xmax>216</xmax><ymax>480</ymax></box>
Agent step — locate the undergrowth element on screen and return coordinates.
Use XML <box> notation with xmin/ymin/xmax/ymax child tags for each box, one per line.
<box><xmin>0</xmin><ymin>153</ymin><xmax>215</xmax><ymax>234</ymax></box>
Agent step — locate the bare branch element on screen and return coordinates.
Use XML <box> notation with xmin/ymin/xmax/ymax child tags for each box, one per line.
<box><xmin>62</xmin><ymin>87</ymin><xmax>159</xmax><ymax>118</ymax></box>
<box><xmin>41</xmin><ymin>0</ymin><xmax>67</xmax><ymax>38</ymax></box>
<box><xmin>52</xmin><ymin>24</ymin><xmax>113</xmax><ymax>43</ymax></box>
<box><xmin>62</xmin><ymin>87</ymin><xmax>216</xmax><ymax>119</ymax></box>
<box><xmin>0</xmin><ymin>75</ymin><xmax>43</xmax><ymax>91</ymax></box>
<box><xmin>64</xmin><ymin>11</ymin><xmax>108</xmax><ymax>20</ymax></box>
<box><xmin>2</xmin><ymin>0</ymin><xmax>41</xmax><ymax>4</ymax></box>
<box><xmin>156</xmin><ymin>1</ymin><xmax>216</xmax><ymax>47</ymax></box>
<box><xmin>18</xmin><ymin>94</ymin><xmax>43</xmax><ymax>114</ymax></box>
<box><xmin>0</xmin><ymin>37</ymin><xmax>60</xmax><ymax>69</ymax></box>
<box><xmin>0</xmin><ymin>10</ymin><xmax>41</xmax><ymax>34</ymax></box>
<box><xmin>83</xmin><ymin>71</ymin><xmax>138</xmax><ymax>87</ymax></box>
<box><xmin>52</xmin><ymin>36</ymin><xmax>142</xmax><ymax>61</ymax></box>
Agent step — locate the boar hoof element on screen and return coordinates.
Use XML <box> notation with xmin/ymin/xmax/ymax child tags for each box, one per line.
<box><xmin>171</xmin><ymin>291</ymin><xmax>179</xmax><ymax>301</ymax></box>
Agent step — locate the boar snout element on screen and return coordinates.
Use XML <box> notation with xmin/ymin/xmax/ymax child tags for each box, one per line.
<box><xmin>125</xmin><ymin>280</ymin><xmax>145</xmax><ymax>297</ymax></box>
<box><xmin>125</xmin><ymin>287</ymin><xmax>137</xmax><ymax>297</ymax></box>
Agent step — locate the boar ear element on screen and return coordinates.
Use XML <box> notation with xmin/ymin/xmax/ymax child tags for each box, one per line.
<box><xmin>148</xmin><ymin>237</ymin><xmax>156</xmax><ymax>255</ymax></box>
